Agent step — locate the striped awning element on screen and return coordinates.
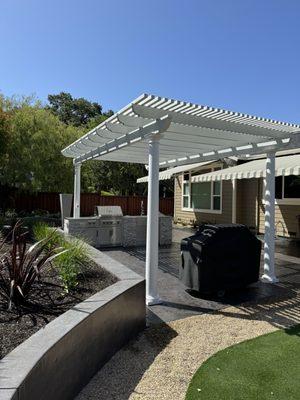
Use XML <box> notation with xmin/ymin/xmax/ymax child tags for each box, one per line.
<box><xmin>191</xmin><ymin>154</ymin><xmax>300</xmax><ymax>182</ymax></box>
<box><xmin>137</xmin><ymin>160</ymin><xmax>215</xmax><ymax>183</ymax></box>
<box><xmin>61</xmin><ymin>94</ymin><xmax>300</xmax><ymax>167</ymax></box>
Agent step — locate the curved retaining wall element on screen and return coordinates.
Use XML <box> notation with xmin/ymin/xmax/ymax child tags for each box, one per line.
<box><xmin>0</xmin><ymin>241</ymin><xmax>145</xmax><ymax>400</ymax></box>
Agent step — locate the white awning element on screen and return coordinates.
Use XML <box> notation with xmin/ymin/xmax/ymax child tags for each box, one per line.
<box><xmin>191</xmin><ymin>154</ymin><xmax>300</xmax><ymax>182</ymax></box>
<box><xmin>61</xmin><ymin>93</ymin><xmax>300</xmax><ymax>167</ymax></box>
<box><xmin>137</xmin><ymin>160</ymin><xmax>215</xmax><ymax>183</ymax></box>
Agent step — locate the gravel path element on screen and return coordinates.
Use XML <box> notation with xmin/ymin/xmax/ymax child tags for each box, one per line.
<box><xmin>76</xmin><ymin>290</ymin><xmax>300</xmax><ymax>400</ymax></box>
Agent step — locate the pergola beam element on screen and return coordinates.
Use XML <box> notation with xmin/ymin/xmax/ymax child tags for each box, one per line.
<box><xmin>74</xmin><ymin>115</ymin><xmax>172</xmax><ymax>164</ymax></box>
<box><xmin>159</xmin><ymin>133</ymin><xmax>300</xmax><ymax>168</ymax></box>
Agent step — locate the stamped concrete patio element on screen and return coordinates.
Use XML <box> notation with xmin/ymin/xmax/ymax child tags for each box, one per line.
<box><xmin>102</xmin><ymin>225</ymin><xmax>300</xmax><ymax>324</ymax></box>
<box><xmin>76</xmin><ymin>227</ymin><xmax>300</xmax><ymax>400</ymax></box>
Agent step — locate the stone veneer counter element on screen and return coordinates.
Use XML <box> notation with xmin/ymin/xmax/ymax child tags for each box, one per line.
<box><xmin>122</xmin><ymin>215</ymin><xmax>172</xmax><ymax>247</ymax></box>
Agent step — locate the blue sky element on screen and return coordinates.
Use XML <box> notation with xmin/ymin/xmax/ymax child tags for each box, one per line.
<box><xmin>1</xmin><ymin>0</ymin><xmax>299</xmax><ymax>123</ymax></box>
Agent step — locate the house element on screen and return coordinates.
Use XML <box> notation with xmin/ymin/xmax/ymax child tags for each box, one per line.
<box><xmin>138</xmin><ymin>151</ymin><xmax>300</xmax><ymax>238</ymax></box>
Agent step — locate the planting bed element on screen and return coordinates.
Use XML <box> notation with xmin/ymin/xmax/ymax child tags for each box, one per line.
<box><xmin>0</xmin><ymin>241</ymin><xmax>117</xmax><ymax>359</ymax></box>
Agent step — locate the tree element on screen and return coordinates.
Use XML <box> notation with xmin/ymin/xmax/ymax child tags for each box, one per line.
<box><xmin>85</xmin><ymin>110</ymin><xmax>114</xmax><ymax>131</ymax></box>
<box><xmin>47</xmin><ymin>92</ymin><xmax>103</xmax><ymax>126</ymax></box>
<box><xmin>0</xmin><ymin>93</ymin><xmax>150</xmax><ymax>197</ymax></box>
<box><xmin>0</xmin><ymin>96</ymin><xmax>84</xmax><ymax>193</ymax></box>
<box><xmin>89</xmin><ymin>161</ymin><xmax>147</xmax><ymax>195</ymax></box>
<box><xmin>0</xmin><ymin>108</ymin><xmax>9</xmax><ymax>159</ymax></box>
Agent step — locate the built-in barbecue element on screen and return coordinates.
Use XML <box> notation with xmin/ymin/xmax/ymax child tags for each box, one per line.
<box><xmin>64</xmin><ymin>205</ymin><xmax>172</xmax><ymax>248</ymax></box>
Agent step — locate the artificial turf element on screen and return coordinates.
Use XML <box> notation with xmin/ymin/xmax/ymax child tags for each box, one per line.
<box><xmin>186</xmin><ymin>324</ymin><xmax>300</xmax><ymax>400</ymax></box>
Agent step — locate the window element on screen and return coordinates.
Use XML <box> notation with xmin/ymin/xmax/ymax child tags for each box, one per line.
<box><xmin>275</xmin><ymin>175</ymin><xmax>300</xmax><ymax>201</ymax></box>
<box><xmin>191</xmin><ymin>182</ymin><xmax>211</xmax><ymax>209</ymax></box>
<box><xmin>182</xmin><ymin>173</ymin><xmax>190</xmax><ymax>208</ymax></box>
<box><xmin>212</xmin><ymin>181</ymin><xmax>221</xmax><ymax>210</ymax></box>
<box><xmin>182</xmin><ymin>168</ymin><xmax>222</xmax><ymax>212</ymax></box>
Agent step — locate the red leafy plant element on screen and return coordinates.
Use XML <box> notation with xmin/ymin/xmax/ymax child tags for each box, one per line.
<box><xmin>0</xmin><ymin>221</ymin><xmax>67</xmax><ymax>310</ymax></box>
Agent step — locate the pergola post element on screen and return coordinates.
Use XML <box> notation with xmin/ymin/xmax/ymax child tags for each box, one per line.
<box><xmin>261</xmin><ymin>152</ymin><xmax>278</xmax><ymax>283</ymax></box>
<box><xmin>232</xmin><ymin>178</ymin><xmax>237</xmax><ymax>223</ymax></box>
<box><xmin>73</xmin><ymin>162</ymin><xmax>81</xmax><ymax>218</ymax></box>
<box><xmin>145</xmin><ymin>135</ymin><xmax>162</xmax><ymax>305</ymax></box>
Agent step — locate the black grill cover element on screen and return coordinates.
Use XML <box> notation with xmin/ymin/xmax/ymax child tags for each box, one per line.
<box><xmin>179</xmin><ymin>224</ymin><xmax>261</xmax><ymax>293</ymax></box>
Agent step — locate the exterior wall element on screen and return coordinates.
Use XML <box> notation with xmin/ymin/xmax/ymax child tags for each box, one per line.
<box><xmin>174</xmin><ymin>174</ymin><xmax>300</xmax><ymax>238</ymax></box>
<box><xmin>257</xmin><ymin>180</ymin><xmax>300</xmax><ymax>238</ymax></box>
<box><xmin>259</xmin><ymin>204</ymin><xmax>300</xmax><ymax>238</ymax></box>
<box><xmin>236</xmin><ymin>178</ymin><xmax>259</xmax><ymax>231</ymax></box>
<box><xmin>174</xmin><ymin>174</ymin><xmax>233</xmax><ymax>226</ymax></box>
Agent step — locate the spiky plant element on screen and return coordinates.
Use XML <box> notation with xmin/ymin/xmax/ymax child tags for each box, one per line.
<box><xmin>0</xmin><ymin>221</ymin><xmax>67</xmax><ymax>310</ymax></box>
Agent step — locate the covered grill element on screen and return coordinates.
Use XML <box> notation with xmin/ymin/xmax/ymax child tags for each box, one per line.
<box><xmin>180</xmin><ymin>224</ymin><xmax>261</xmax><ymax>295</ymax></box>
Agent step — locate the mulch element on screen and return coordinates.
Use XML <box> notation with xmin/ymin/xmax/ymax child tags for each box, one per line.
<box><xmin>0</xmin><ymin>243</ymin><xmax>117</xmax><ymax>359</ymax></box>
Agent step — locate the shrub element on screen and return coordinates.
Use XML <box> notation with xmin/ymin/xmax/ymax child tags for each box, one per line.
<box><xmin>0</xmin><ymin>221</ymin><xmax>66</xmax><ymax>310</ymax></box>
<box><xmin>33</xmin><ymin>223</ymin><xmax>89</xmax><ymax>292</ymax></box>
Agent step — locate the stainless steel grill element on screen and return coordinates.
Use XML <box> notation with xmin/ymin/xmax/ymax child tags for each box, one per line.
<box><xmin>95</xmin><ymin>206</ymin><xmax>123</xmax><ymax>247</ymax></box>
<box><xmin>95</xmin><ymin>206</ymin><xmax>123</xmax><ymax>217</ymax></box>
<box><xmin>64</xmin><ymin>206</ymin><xmax>172</xmax><ymax>248</ymax></box>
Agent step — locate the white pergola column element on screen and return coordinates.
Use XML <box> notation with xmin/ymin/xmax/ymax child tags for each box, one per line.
<box><xmin>261</xmin><ymin>152</ymin><xmax>278</xmax><ymax>283</ymax></box>
<box><xmin>232</xmin><ymin>178</ymin><xmax>237</xmax><ymax>223</ymax></box>
<box><xmin>145</xmin><ymin>135</ymin><xmax>162</xmax><ymax>306</ymax></box>
<box><xmin>73</xmin><ymin>162</ymin><xmax>81</xmax><ymax>218</ymax></box>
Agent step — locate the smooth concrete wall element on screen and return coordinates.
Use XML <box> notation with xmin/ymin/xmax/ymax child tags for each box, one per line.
<box><xmin>0</xmin><ymin>239</ymin><xmax>145</xmax><ymax>400</ymax></box>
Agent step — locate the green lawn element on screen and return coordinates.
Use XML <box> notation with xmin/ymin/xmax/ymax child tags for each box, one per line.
<box><xmin>186</xmin><ymin>324</ymin><xmax>300</xmax><ymax>400</ymax></box>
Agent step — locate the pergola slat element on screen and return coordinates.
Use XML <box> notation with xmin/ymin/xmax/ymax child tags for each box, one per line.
<box><xmin>62</xmin><ymin>93</ymin><xmax>300</xmax><ymax>166</ymax></box>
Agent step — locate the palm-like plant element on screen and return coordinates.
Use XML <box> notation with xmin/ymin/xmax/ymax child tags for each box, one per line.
<box><xmin>0</xmin><ymin>221</ymin><xmax>67</xmax><ymax>310</ymax></box>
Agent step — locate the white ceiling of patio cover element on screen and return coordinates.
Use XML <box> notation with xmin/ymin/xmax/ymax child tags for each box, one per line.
<box><xmin>191</xmin><ymin>154</ymin><xmax>300</xmax><ymax>182</ymax></box>
<box><xmin>137</xmin><ymin>160</ymin><xmax>215</xmax><ymax>183</ymax></box>
<box><xmin>61</xmin><ymin>94</ymin><xmax>300</xmax><ymax>166</ymax></box>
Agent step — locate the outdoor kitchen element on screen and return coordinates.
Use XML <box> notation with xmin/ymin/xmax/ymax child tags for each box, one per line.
<box><xmin>64</xmin><ymin>205</ymin><xmax>172</xmax><ymax>248</ymax></box>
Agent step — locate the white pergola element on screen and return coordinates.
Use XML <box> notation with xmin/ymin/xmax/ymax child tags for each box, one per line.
<box><xmin>62</xmin><ymin>93</ymin><xmax>300</xmax><ymax>305</ymax></box>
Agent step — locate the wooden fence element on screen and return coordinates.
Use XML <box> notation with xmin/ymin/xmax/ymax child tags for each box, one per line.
<box><xmin>9</xmin><ymin>193</ymin><xmax>174</xmax><ymax>216</ymax></box>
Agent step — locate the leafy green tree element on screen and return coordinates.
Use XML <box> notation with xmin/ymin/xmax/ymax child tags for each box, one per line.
<box><xmin>0</xmin><ymin>93</ymin><xmax>155</xmax><ymax>198</ymax></box>
<box><xmin>47</xmin><ymin>92</ymin><xmax>103</xmax><ymax>126</ymax></box>
<box><xmin>88</xmin><ymin>161</ymin><xmax>147</xmax><ymax>195</ymax></box>
<box><xmin>0</xmin><ymin>96</ymin><xmax>84</xmax><ymax>192</ymax></box>
<box><xmin>0</xmin><ymin>108</ymin><xmax>9</xmax><ymax>159</ymax></box>
<box><xmin>85</xmin><ymin>110</ymin><xmax>114</xmax><ymax>131</ymax></box>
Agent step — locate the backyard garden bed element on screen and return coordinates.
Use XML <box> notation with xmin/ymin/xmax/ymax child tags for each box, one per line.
<box><xmin>0</xmin><ymin>226</ymin><xmax>145</xmax><ymax>400</ymax></box>
<box><xmin>0</xmin><ymin>225</ymin><xmax>117</xmax><ymax>359</ymax></box>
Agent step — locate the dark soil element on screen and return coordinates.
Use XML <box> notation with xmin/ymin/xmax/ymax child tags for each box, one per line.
<box><xmin>0</xmin><ymin>243</ymin><xmax>117</xmax><ymax>359</ymax></box>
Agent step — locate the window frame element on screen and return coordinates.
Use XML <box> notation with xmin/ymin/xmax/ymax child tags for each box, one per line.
<box><xmin>182</xmin><ymin>173</ymin><xmax>190</xmax><ymax>209</ymax></box>
<box><xmin>181</xmin><ymin>168</ymin><xmax>222</xmax><ymax>214</ymax></box>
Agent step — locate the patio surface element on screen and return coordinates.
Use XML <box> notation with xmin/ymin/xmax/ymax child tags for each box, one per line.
<box><xmin>102</xmin><ymin>226</ymin><xmax>300</xmax><ymax>324</ymax></box>
<box><xmin>77</xmin><ymin>228</ymin><xmax>300</xmax><ymax>400</ymax></box>
<box><xmin>76</xmin><ymin>227</ymin><xmax>300</xmax><ymax>400</ymax></box>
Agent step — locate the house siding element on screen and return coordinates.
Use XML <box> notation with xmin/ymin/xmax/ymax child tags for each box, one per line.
<box><xmin>174</xmin><ymin>174</ymin><xmax>233</xmax><ymax>226</ymax></box>
<box><xmin>236</xmin><ymin>179</ymin><xmax>259</xmax><ymax>231</ymax></box>
<box><xmin>258</xmin><ymin>204</ymin><xmax>300</xmax><ymax>238</ymax></box>
<box><xmin>174</xmin><ymin>174</ymin><xmax>300</xmax><ymax>238</ymax></box>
